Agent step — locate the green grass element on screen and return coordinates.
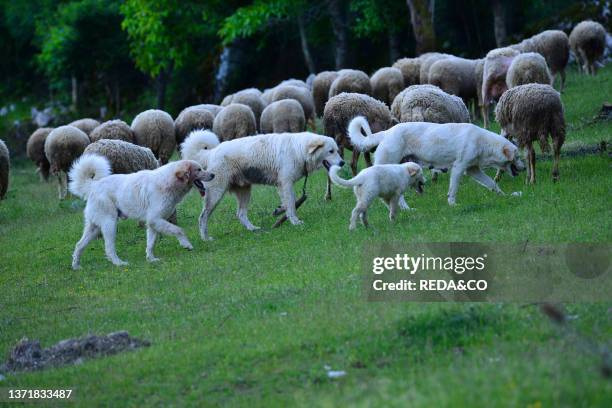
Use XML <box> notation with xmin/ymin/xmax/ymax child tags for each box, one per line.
<box><xmin>1</xmin><ymin>67</ymin><xmax>611</xmax><ymax>407</ymax></box>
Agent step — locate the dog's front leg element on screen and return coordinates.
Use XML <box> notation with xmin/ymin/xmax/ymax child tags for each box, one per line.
<box><xmin>448</xmin><ymin>163</ymin><xmax>467</xmax><ymax>206</ymax></box>
<box><xmin>279</xmin><ymin>182</ymin><xmax>302</xmax><ymax>225</ymax></box>
<box><xmin>146</xmin><ymin>227</ymin><xmax>160</xmax><ymax>262</ymax></box>
<box><xmin>199</xmin><ymin>188</ymin><xmax>224</xmax><ymax>241</ymax></box>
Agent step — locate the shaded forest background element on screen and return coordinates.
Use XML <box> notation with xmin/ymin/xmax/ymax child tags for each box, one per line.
<box><xmin>0</xmin><ymin>0</ymin><xmax>610</xmax><ymax>128</ymax></box>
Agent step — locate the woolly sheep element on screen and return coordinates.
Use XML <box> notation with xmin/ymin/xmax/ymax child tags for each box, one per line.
<box><xmin>506</xmin><ymin>52</ymin><xmax>552</xmax><ymax>88</ymax></box>
<box><xmin>261</xmin><ymin>88</ymin><xmax>275</xmax><ymax>105</ymax></box>
<box><xmin>174</xmin><ymin>106</ymin><xmax>215</xmax><ymax>144</ymax></box>
<box><xmin>260</xmin><ymin>99</ymin><xmax>306</xmax><ymax>134</ymax></box>
<box><xmin>271</xmin><ymin>85</ymin><xmax>315</xmax><ymax>121</ymax></box>
<box><xmin>323</xmin><ymin>92</ymin><xmax>394</xmax><ymax>197</ymax></box>
<box><xmin>392</xmin><ymin>57</ymin><xmax>421</xmax><ymax>87</ymax></box>
<box><xmin>0</xmin><ymin>139</ymin><xmax>9</xmax><ymax>200</ymax></box>
<box><xmin>370</xmin><ymin>67</ymin><xmax>405</xmax><ymax>106</ymax></box>
<box><xmin>84</xmin><ymin>139</ymin><xmax>159</xmax><ymax>174</ymax></box>
<box><xmin>131</xmin><ymin>109</ymin><xmax>176</xmax><ymax>165</ymax></box>
<box><xmin>212</xmin><ymin>103</ymin><xmax>257</xmax><ymax>141</ymax></box>
<box><xmin>481</xmin><ymin>47</ymin><xmax>520</xmax><ymax>128</ymax></box>
<box><xmin>569</xmin><ymin>20</ymin><xmax>607</xmax><ymax>75</ymax></box>
<box><xmin>192</xmin><ymin>104</ymin><xmax>223</xmax><ymax>118</ymax></box>
<box><xmin>26</xmin><ymin>127</ymin><xmax>53</xmax><ymax>181</ymax></box>
<box><xmin>222</xmin><ymin>89</ymin><xmax>266</xmax><ymax>130</ymax></box>
<box><xmin>391</xmin><ymin>85</ymin><xmax>470</xmax><ymax>124</ymax></box>
<box><xmin>512</xmin><ymin>30</ymin><xmax>569</xmax><ymax>91</ymax></box>
<box><xmin>279</xmin><ymin>79</ymin><xmax>309</xmax><ymax>89</ymax></box>
<box><xmin>428</xmin><ymin>57</ymin><xmax>481</xmax><ymax>111</ymax></box>
<box><xmin>44</xmin><ymin>125</ymin><xmax>90</xmax><ymax>199</ymax></box>
<box><xmin>90</xmin><ymin>119</ymin><xmax>135</xmax><ymax>143</ymax></box>
<box><xmin>328</xmin><ymin>69</ymin><xmax>372</xmax><ymax>98</ymax></box>
<box><xmin>312</xmin><ymin>71</ymin><xmax>338</xmax><ymax>117</ymax></box>
<box><xmin>495</xmin><ymin>83</ymin><xmax>565</xmax><ymax>184</ymax></box>
<box><xmin>68</xmin><ymin>118</ymin><xmax>100</xmax><ymax>136</ymax></box>
<box><xmin>419</xmin><ymin>53</ymin><xmax>451</xmax><ymax>84</ymax></box>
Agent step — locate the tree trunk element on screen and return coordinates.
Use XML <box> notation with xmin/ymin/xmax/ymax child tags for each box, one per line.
<box><xmin>492</xmin><ymin>0</ymin><xmax>507</xmax><ymax>47</ymax></box>
<box><xmin>405</xmin><ymin>0</ymin><xmax>436</xmax><ymax>55</ymax></box>
<box><xmin>388</xmin><ymin>30</ymin><xmax>402</xmax><ymax>64</ymax></box>
<box><xmin>156</xmin><ymin>68</ymin><xmax>169</xmax><ymax>110</ymax></box>
<box><xmin>326</xmin><ymin>0</ymin><xmax>349</xmax><ymax>69</ymax></box>
<box><xmin>297</xmin><ymin>14</ymin><xmax>316</xmax><ymax>74</ymax></box>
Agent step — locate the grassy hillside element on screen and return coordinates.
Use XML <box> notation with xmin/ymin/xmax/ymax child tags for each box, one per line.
<box><xmin>0</xmin><ymin>66</ymin><xmax>611</xmax><ymax>406</ymax></box>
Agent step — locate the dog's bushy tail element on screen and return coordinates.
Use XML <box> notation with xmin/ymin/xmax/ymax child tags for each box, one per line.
<box><xmin>347</xmin><ymin>116</ymin><xmax>384</xmax><ymax>152</ymax></box>
<box><xmin>180</xmin><ymin>130</ymin><xmax>220</xmax><ymax>162</ymax></box>
<box><xmin>329</xmin><ymin>165</ymin><xmax>359</xmax><ymax>188</ymax></box>
<box><xmin>68</xmin><ymin>154</ymin><xmax>111</xmax><ymax>199</ymax></box>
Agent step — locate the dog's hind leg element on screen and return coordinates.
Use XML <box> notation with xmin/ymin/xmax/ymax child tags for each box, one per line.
<box><xmin>199</xmin><ymin>188</ymin><xmax>225</xmax><ymax>241</ymax></box>
<box><xmin>234</xmin><ymin>186</ymin><xmax>260</xmax><ymax>231</ymax></box>
<box><xmin>100</xmin><ymin>217</ymin><xmax>128</xmax><ymax>266</ymax></box>
<box><xmin>466</xmin><ymin>167</ymin><xmax>504</xmax><ymax>195</ymax></box>
<box><xmin>150</xmin><ymin>219</ymin><xmax>193</xmax><ymax>251</ymax></box>
<box><xmin>72</xmin><ymin>221</ymin><xmax>100</xmax><ymax>270</ymax></box>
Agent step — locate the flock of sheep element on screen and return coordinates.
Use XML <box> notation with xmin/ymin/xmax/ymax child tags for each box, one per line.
<box><xmin>0</xmin><ymin>20</ymin><xmax>607</xmax><ymax>211</ymax></box>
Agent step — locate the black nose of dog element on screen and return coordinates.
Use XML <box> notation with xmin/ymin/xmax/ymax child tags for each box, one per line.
<box><xmin>339</xmin><ymin>160</ymin><xmax>345</xmax><ymax>167</ymax></box>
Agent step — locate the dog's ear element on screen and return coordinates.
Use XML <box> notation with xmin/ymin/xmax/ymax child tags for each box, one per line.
<box><xmin>175</xmin><ymin>163</ymin><xmax>191</xmax><ymax>183</ymax></box>
<box><xmin>406</xmin><ymin>164</ymin><xmax>419</xmax><ymax>177</ymax></box>
<box><xmin>502</xmin><ymin>145</ymin><xmax>515</xmax><ymax>161</ymax></box>
<box><xmin>308</xmin><ymin>140</ymin><xmax>325</xmax><ymax>155</ymax></box>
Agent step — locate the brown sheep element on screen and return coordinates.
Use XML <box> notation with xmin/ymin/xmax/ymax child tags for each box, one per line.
<box><xmin>370</xmin><ymin>67</ymin><xmax>405</xmax><ymax>106</ymax></box>
<box><xmin>44</xmin><ymin>125</ymin><xmax>90</xmax><ymax>199</ymax></box>
<box><xmin>222</xmin><ymin>89</ymin><xmax>266</xmax><ymax>130</ymax></box>
<box><xmin>392</xmin><ymin>57</ymin><xmax>421</xmax><ymax>87</ymax></box>
<box><xmin>312</xmin><ymin>71</ymin><xmax>338</xmax><ymax>117</ymax></box>
<box><xmin>569</xmin><ymin>20</ymin><xmax>607</xmax><ymax>75</ymax></box>
<box><xmin>212</xmin><ymin>103</ymin><xmax>257</xmax><ymax>141</ymax></box>
<box><xmin>271</xmin><ymin>85</ymin><xmax>315</xmax><ymax>121</ymax></box>
<box><xmin>260</xmin><ymin>99</ymin><xmax>306</xmax><ymax>133</ymax></box>
<box><xmin>174</xmin><ymin>106</ymin><xmax>215</xmax><ymax>144</ymax></box>
<box><xmin>26</xmin><ymin>127</ymin><xmax>54</xmax><ymax>181</ymax></box>
<box><xmin>90</xmin><ymin>120</ymin><xmax>135</xmax><ymax>143</ymax></box>
<box><xmin>328</xmin><ymin>69</ymin><xmax>372</xmax><ymax>98</ymax></box>
<box><xmin>131</xmin><ymin>109</ymin><xmax>176</xmax><ymax>165</ymax></box>
<box><xmin>68</xmin><ymin>118</ymin><xmax>100</xmax><ymax>136</ymax></box>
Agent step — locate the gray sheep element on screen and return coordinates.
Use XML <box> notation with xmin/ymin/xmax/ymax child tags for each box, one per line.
<box><xmin>495</xmin><ymin>83</ymin><xmax>565</xmax><ymax>184</ymax></box>
<box><xmin>68</xmin><ymin>118</ymin><xmax>100</xmax><ymax>136</ymax></box>
<box><xmin>506</xmin><ymin>52</ymin><xmax>552</xmax><ymax>88</ymax></box>
<box><xmin>0</xmin><ymin>139</ymin><xmax>9</xmax><ymax>200</ymax></box>
<box><xmin>90</xmin><ymin>119</ymin><xmax>135</xmax><ymax>143</ymax></box>
<box><xmin>328</xmin><ymin>69</ymin><xmax>372</xmax><ymax>98</ymax></box>
<box><xmin>174</xmin><ymin>106</ymin><xmax>215</xmax><ymax>144</ymax></box>
<box><xmin>222</xmin><ymin>89</ymin><xmax>267</xmax><ymax>129</ymax></box>
<box><xmin>481</xmin><ymin>46</ymin><xmax>520</xmax><ymax>128</ymax></box>
<box><xmin>323</xmin><ymin>92</ymin><xmax>394</xmax><ymax>199</ymax></box>
<box><xmin>44</xmin><ymin>125</ymin><xmax>90</xmax><ymax>199</ymax></box>
<box><xmin>192</xmin><ymin>104</ymin><xmax>223</xmax><ymax>118</ymax></box>
<box><xmin>419</xmin><ymin>53</ymin><xmax>451</xmax><ymax>84</ymax></box>
<box><xmin>512</xmin><ymin>30</ymin><xmax>569</xmax><ymax>91</ymax></box>
<box><xmin>260</xmin><ymin>99</ymin><xmax>306</xmax><ymax>134</ymax></box>
<box><xmin>428</xmin><ymin>57</ymin><xmax>481</xmax><ymax>113</ymax></box>
<box><xmin>312</xmin><ymin>71</ymin><xmax>338</xmax><ymax>117</ymax></box>
<box><xmin>26</xmin><ymin>127</ymin><xmax>53</xmax><ymax>181</ymax></box>
<box><xmin>569</xmin><ymin>20</ymin><xmax>607</xmax><ymax>75</ymax></box>
<box><xmin>131</xmin><ymin>109</ymin><xmax>176</xmax><ymax>165</ymax></box>
<box><xmin>271</xmin><ymin>85</ymin><xmax>315</xmax><ymax>121</ymax></box>
<box><xmin>391</xmin><ymin>85</ymin><xmax>470</xmax><ymax>124</ymax></box>
<box><xmin>392</xmin><ymin>57</ymin><xmax>421</xmax><ymax>87</ymax></box>
<box><xmin>370</xmin><ymin>67</ymin><xmax>405</xmax><ymax>107</ymax></box>
<box><xmin>213</xmin><ymin>103</ymin><xmax>257</xmax><ymax>141</ymax></box>
<box><xmin>84</xmin><ymin>139</ymin><xmax>159</xmax><ymax>174</ymax></box>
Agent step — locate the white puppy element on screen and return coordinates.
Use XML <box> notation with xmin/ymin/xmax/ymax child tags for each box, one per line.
<box><xmin>69</xmin><ymin>154</ymin><xmax>214</xmax><ymax>269</ymax></box>
<box><xmin>329</xmin><ymin>163</ymin><xmax>425</xmax><ymax>230</ymax></box>
<box><xmin>181</xmin><ymin>131</ymin><xmax>344</xmax><ymax>240</ymax></box>
<box><xmin>348</xmin><ymin>116</ymin><xmax>525</xmax><ymax>206</ymax></box>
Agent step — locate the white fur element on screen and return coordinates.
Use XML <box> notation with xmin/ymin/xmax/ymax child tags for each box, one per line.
<box><xmin>180</xmin><ymin>129</ymin><xmax>221</xmax><ymax>166</ymax></box>
<box><xmin>348</xmin><ymin>116</ymin><xmax>525</xmax><ymax>206</ymax></box>
<box><xmin>70</xmin><ymin>155</ymin><xmax>213</xmax><ymax>269</ymax></box>
<box><xmin>191</xmin><ymin>132</ymin><xmax>344</xmax><ymax>240</ymax></box>
<box><xmin>329</xmin><ymin>163</ymin><xmax>425</xmax><ymax>230</ymax></box>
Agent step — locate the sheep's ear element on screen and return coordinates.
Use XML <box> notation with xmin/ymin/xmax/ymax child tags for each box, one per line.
<box><xmin>502</xmin><ymin>145</ymin><xmax>514</xmax><ymax>161</ymax></box>
<box><xmin>308</xmin><ymin>140</ymin><xmax>325</xmax><ymax>155</ymax></box>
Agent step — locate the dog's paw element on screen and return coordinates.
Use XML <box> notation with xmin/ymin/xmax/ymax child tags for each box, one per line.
<box><xmin>72</xmin><ymin>263</ymin><xmax>81</xmax><ymax>270</ymax></box>
<box><xmin>181</xmin><ymin>242</ymin><xmax>194</xmax><ymax>250</ymax></box>
<box><xmin>289</xmin><ymin>218</ymin><xmax>304</xmax><ymax>226</ymax></box>
<box><xmin>147</xmin><ymin>256</ymin><xmax>161</xmax><ymax>263</ymax></box>
<box><xmin>113</xmin><ymin>260</ymin><xmax>129</xmax><ymax>267</ymax></box>
<box><xmin>247</xmin><ymin>225</ymin><xmax>261</xmax><ymax>231</ymax></box>
<box><xmin>511</xmin><ymin>191</ymin><xmax>523</xmax><ymax>197</ymax></box>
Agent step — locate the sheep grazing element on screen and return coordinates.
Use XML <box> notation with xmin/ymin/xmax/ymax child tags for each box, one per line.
<box><xmin>271</xmin><ymin>85</ymin><xmax>315</xmax><ymax>121</ymax></box>
<box><xmin>323</xmin><ymin>92</ymin><xmax>394</xmax><ymax>199</ymax></box>
<box><xmin>84</xmin><ymin>139</ymin><xmax>159</xmax><ymax>174</ymax></box>
<box><xmin>392</xmin><ymin>57</ymin><xmax>421</xmax><ymax>87</ymax></box>
<box><xmin>174</xmin><ymin>106</ymin><xmax>215</xmax><ymax>144</ymax></box>
<box><xmin>44</xmin><ymin>125</ymin><xmax>90</xmax><ymax>199</ymax></box>
<box><xmin>328</xmin><ymin>69</ymin><xmax>372</xmax><ymax>98</ymax></box>
<box><xmin>312</xmin><ymin>71</ymin><xmax>339</xmax><ymax>117</ymax></box>
<box><xmin>90</xmin><ymin>119</ymin><xmax>135</xmax><ymax>143</ymax></box>
<box><xmin>131</xmin><ymin>109</ymin><xmax>176</xmax><ymax>165</ymax></box>
<box><xmin>512</xmin><ymin>30</ymin><xmax>569</xmax><ymax>91</ymax></box>
<box><xmin>222</xmin><ymin>89</ymin><xmax>267</xmax><ymax>130</ymax></box>
<box><xmin>495</xmin><ymin>83</ymin><xmax>565</xmax><ymax>184</ymax></box>
<box><xmin>506</xmin><ymin>52</ymin><xmax>552</xmax><ymax>88</ymax></box>
<box><xmin>279</xmin><ymin>79</ymin><xmax>309</xmax><ymax>89</ymax></box>
<box><xmin>212</xmin><ymin>103</ymin><xmax>257</xmax><ymax>141</ymax></box>
<box><xmin>391</xmin><ymin>85</ymin><xmax>470</xmax><ymax>124</ymax></box>
<box><xmin>370</xmin><ymin>67</ymin><xmax>405</xmax><ymax>106</ymax></box>
<box><xmin>68</xmin><ymin>118</ymin><xmax>100</xmax><ymax>136</ymax></box>
<box><xmin>569</xmin><ymin>20</ymin><xmax>607</xmax><ymax>75</ymax></box>
<box><xmin>481</xmin><ymin>46</ymin><xmax>520</xmax><ymax>128</ymax></box>
<box><xmin>428</xmin><ymin>57</ymin><xmax>481</xmax><ymax>112</ymax></box>
<box><xmin>419</xmin><ymin>53</ymin><xmax>451</xmax><ymax>84</ymax></box>
<box><xmin>26</xmin><ymin>127</ymin><xmax>53</xmax><ymax>181</ymax></box>
<box><xmin>260</xmin><ymin>99</ymin><xmax>306</xmax><ymax>134</ymax></box>
<box><xmin>0</xmin><ymin>139</ymin><xmax>9</xmax><ymax>200</ymax></box>
<box><xmin>192</xmin><ymin>104</ymin><xmax>223</xmax><ymax>118</ymax></box>
<box><xmin>261</xmin><ymin>88</ymin><xmax>275</xmax><ymax>105</ymax></box>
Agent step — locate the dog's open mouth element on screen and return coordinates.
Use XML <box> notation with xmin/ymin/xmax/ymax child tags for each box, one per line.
<box><xmin>323</xmin><ymin>160</ymin><xmax>331</xmax><ymax>171</ymax></box>
<box><xmin>193</xmin><ymin>179</ymin><xmax>206</xmax><ymax>197</ymax></box>
<box><xmin>416</xmin><ymin>181</ymin><xmax>425</xmax><ymax>194</ymax></box>
<box><xmin>510</xmin><ymin>164</ymin><xmax>519</xmax><ymax>177</ymax></box>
